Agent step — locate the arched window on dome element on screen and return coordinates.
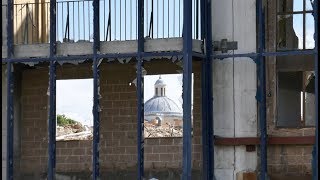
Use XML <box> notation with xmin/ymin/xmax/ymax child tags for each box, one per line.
<box><xmin>161</xmin><ymin>88</ymin><xmax>163</xmax><ymax>96</ymax></box>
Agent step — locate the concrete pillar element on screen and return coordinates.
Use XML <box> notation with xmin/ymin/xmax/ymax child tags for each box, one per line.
<box><xmin>212</xmin><ymin>0</ymin><xmax>258</xmax><ymax>179</ymax></box>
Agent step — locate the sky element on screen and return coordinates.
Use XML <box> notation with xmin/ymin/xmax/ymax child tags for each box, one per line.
<box><xmin>56</xmin><ymin>74</ymin><xmax>193</xmax><ymax>126</ymax></box>
<box><xmin>56</xmin><ymin>0</ymin><xmax>200</xmax><ymax>42</ymax></box>
<box><xmin>292</xmin><ymin>0</ymin><xmax>315</xmax><ymax>49</ymax></box>
<box><xmin>56</xmin><ymin>79</ymin><xmax>93</xmax><ymax>126</ymax></box>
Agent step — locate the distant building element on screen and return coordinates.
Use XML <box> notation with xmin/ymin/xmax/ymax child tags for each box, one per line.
<box><xmin>144</xmin><ymin>76</ymin><xmax>182</xmax><ymax>126</ymax></box>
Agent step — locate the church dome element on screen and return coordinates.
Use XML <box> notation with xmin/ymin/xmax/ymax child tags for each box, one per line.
<box><xmin>145</xmin><ymin>76</ymin><xmax>182</xmax><ymax>118</ymax></box>
<box><xmin>144</xmin><ymin>96</ymin><xmax>182</xmax><ymax>116</ymax></box>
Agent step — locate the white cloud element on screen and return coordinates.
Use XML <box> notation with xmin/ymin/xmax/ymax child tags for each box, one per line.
<box><xmin>56</xmin><ymin>79</ymin><xmax>93</xmax><ymax>126</ymax></box>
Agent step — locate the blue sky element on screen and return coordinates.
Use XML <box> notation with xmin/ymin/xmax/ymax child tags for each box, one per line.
<box><xmin>55</xmin><ymin>0</ymin><xmax>200</xmax><ymax>42</ymax></box>
<box><xmin>292</xmin><ymin>0</ymin><xmax>315</xmax><ymax>49</ymax></box>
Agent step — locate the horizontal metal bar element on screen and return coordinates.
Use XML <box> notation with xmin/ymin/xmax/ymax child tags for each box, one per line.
<box><xmin>214</xmin><ymin>136</ymin><xmax>316</xmax><ymax>145</ymax></box>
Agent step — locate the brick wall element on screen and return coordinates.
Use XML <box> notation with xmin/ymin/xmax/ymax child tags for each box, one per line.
<box><xmin>18</xmin><ymin>60</ymin><xmax>203</xmax><ymax>177</ymax></box>
<box><xmin>267</xmin><ymin>145</ymin><xmax>313</xmax><ymax>176</ymax></box>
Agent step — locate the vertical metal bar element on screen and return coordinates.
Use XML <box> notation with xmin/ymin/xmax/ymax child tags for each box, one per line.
<box><xmin>50</xmin><ymin>0</ymin><xmax>57</xmax><ymax>56</ymax></box>
<box><xmin>48</xmin><ymin>0</ymin><xmax>57</xmax><ymax>179</ymax></box>
<box><xmin>167</xmin><ymin>0</ymin><xmax>169</xmax><ymax>38</ymax></box>
<box><xmin>179</xmin><ymin>0</ymin><xmax>181</xmax><ymax>36</ymax></box>
<box><xmin>173</xmin><ymin>0</ymin><xmax>175</xmax><ymax>37</ymax></box>
<box><xmin>130</xmin><ymin>0</ymin><xmax>132</xmax><ymax>39</ymax></box>
<box><xmin>93</xmin><ymin>0</ymin><xmax>100</xmax><ymax>178</ymax></box>
<box><xmin>257</xmin><ymin>0</ymin><xmax>267</xmax><ymax>179</ymax></box>
<box><xmin>92</xmin><ymin>60</ymin><xmax>100</xmax><ymax>180</ymax></box>
<box><xmin>6</xmin><ymin>62</ymin><xmax>14</xmax><ymax>180</ymax></box>
<box><xmin>7</xmin><ymin>0</ymin><xmax>13</xmax><ymax>57</ymax></box>
<box><xmin>83</xmin><ymin>2</ymin><xmax>85</xmax><ymax>40</ymax></box>
<box><xmin>6</xmin><ymin>1</ymin><xmax>14</xmax><ymax>177</ymax></box>
<box><xmin>15</xmin><ymin>5</ymin><xmax>17</xmax><ymax>44</ymax></box>
<box><xmin>162</xmin><ymin>0</ymin><xmax>164</xmax><ymax>38</ymax></box>
<box><xmin>157</xmin><ymin>0</ymin><xmax>158</xmax><ymax>38</ymax></box>
<box><xmin>78</xmin><ymin>2</ymin><xmax>80</xmax><ymax>40</ymax></box>
<box><xmin>26</xmin><ymin>4</ymin><xmax>29</xmax><ymax>44</ymax></box>
<box><xmin>146</xmin><ymin>0</ymin><xmax>148</xmax><ymax>37</ymax></box>
<box><xmin>88</xmin><ymin>1</ymin><xmax>90</xmax><ymax>41</ymax></box>
<box><xmin>47</xmin><ymin>60</ymin><xmax>56</xmax><ymax>180</ymax></box>
<box><xmin>104</xmin><ymin>0</ymin><xmax>106</xmax><ymax>40</ymax></box>
<box><xmin>137</xmin><ymin>0</ymin><xmax>144</xmax><ymax>178</ymax></box>
<box><xmin>109</xmin><ymin>0</ymin><xmax>111</xmax><ymax>41</ymax></box>
<box><xmin>57</xmin><ymin>3</ymin><xmax>59</xmax><ymax>41</ymax></box>
<box><xmin>62</xmin><ymin>2</ymin><xmax>64</xmax><ymax>41</ymax></box>
<box><xmin>92</xmin><ymin>58</ymin><xmax>100</xmax><ymax>180</ymax></box>
<box><xmin>312</xmin><ymin>0</ymin><xmax>318</xmax><ymax>179</ymax></box>
<box><xmin>303</xmin><ymin>0</ymin><xmax>306</xmax><ymax>49</ymax></box>
<box><xmin>114</xmin><ymin>0</ymin><xmax>116</xmax><ymax>39</ymax></box>
<box><xmin>195</xmin><ymin>0</ymin><xmax>198</xmax><ymax>39</ymax></box>
<box><xmin>182</xmin><ymin>0</ymin><xmax>192</xmax><ymax>179</ymax></box>
<box><xmin>119</xmin><ymin>0</ymin><xmax>122</xmax><ymax>41</ymax></box>
<box><xmin>73</xmin><ymin>2</ymin><xmax>75</xmax><ymax>41</ymax></box>
<box><xmin>200</xmin><ymin>0</ymin><xmax>204</xmax><ymax>40</ymax></box>
<box><xmin>201</xmin><ymin>0</ymin><xmax>214</xmax><ymax>179</ymax></box>
<box><xmin>124</xmin><ymin>0</ymin><xmax>127</xmax><ymax>40</ymax></box>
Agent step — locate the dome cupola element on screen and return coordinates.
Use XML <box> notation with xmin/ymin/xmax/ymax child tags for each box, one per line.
<box><xmin>154</xmin><ymin>76</ymin><xmax>166</xmax><ymax>97</ymax></box>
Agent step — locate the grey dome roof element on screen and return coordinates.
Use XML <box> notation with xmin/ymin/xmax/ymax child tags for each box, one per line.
<box><xmin>154</xmin><ymin>77</ymin><xmax>165</xmax><ymax>85</ymax></box>
<box><xmin>144</xmin><ymin>96</ymin><xmax>182</xmax><ymax>116</ymax></box>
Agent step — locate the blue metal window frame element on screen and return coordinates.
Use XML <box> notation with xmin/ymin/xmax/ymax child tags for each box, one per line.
<box><xmin>3</xmin><ymin>0</ymin><xmax>318</xmax><ymax>180</ymax></box>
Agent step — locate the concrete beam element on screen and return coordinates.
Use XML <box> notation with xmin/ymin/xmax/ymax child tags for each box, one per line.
<box><xmin>2</xmin><ymin>38</ymin><xmax>203</xmax><ymax>59</ymax></box>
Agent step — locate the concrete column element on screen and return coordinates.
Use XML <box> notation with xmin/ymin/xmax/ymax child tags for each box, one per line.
<box><xmin>212</xmin><ymin>0</ymin><xmax>258</xmax><ymax>179</ymax></box>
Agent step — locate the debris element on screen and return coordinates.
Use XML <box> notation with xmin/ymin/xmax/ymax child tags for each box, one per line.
<box><xmin>56</xmin><ymin>123</ymin><xmax>93</xmax><ymax>141</ymax></box>
<box><xmin>144</xmin><ymin>120</ymin><xmax>183</xmax><ymax>137</ymax></box>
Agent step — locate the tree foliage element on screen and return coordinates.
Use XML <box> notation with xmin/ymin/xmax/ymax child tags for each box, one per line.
<box><xmin>57</xmin><ymin>114</ymin><xmax>78</xmax><ymax>126</ymax></box>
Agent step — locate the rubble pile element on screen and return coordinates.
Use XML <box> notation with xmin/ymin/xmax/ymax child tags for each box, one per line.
<box><xmin>144</xmin><ymin>120</ymin><xmax>183</xmax><ymax>137</ymax></box>
<box><xmin>56</xmin><ymin>123</ymin><xmax>93</xmax><ymax>141</ymax></box>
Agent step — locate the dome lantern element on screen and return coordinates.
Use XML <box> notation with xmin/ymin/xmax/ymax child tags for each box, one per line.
<box><xmin>154</xmin><ymin>76</ymin><xmax>166</xmax><ymax>97</ymax></box>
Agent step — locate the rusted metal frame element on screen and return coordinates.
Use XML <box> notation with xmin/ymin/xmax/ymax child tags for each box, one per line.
<box><xmin>47</xmin><ymin>0</ymin><xmax>57</xmax><ymax>178</ymax></box>
<box><xmin>137</xmin><ymin>0</ymin><xmax>144</xmax><ymax>178</ymax></box>
<box><xmin>257</xmin><ymin>0</ymin><xmax>267</xmax><ymax>179</ymax></box>
<box><xmin>182</xmin><ymin>0</ymin><xmax>193</xmax><ymax>179</ymax></box>
<box><xmin>92</xmin><ymin>0</ymin><xmax>100</xmax><ymax>178</ymax></box>
<box><xmin>312</xmin><ymin>0</ymin><xmax>318</xmax><ymax>179</ymax></box>
<box><xmin>201</xmin><ymin>0</ymin><xmax>214</xmax><ymax>179</ymax></box>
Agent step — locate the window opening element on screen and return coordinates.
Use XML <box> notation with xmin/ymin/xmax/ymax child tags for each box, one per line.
<box><xmin>277</xmin><ymin>70</ymin><xmax>315</xmax><ymax>127</ymax></box>
<box><xmin>56</xmin><ymin>79</ymin><xmax>93</xmax><ymax>141</ymax></box>
<box><xmin>144</xmin><ymin>74</ymin><xmax>194</xmax><ymax>137</ymax></box>
<box><xmin>277</xmin><ymin>0</ymin><xmax>315</xmax><ymax>50</ymax></box>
